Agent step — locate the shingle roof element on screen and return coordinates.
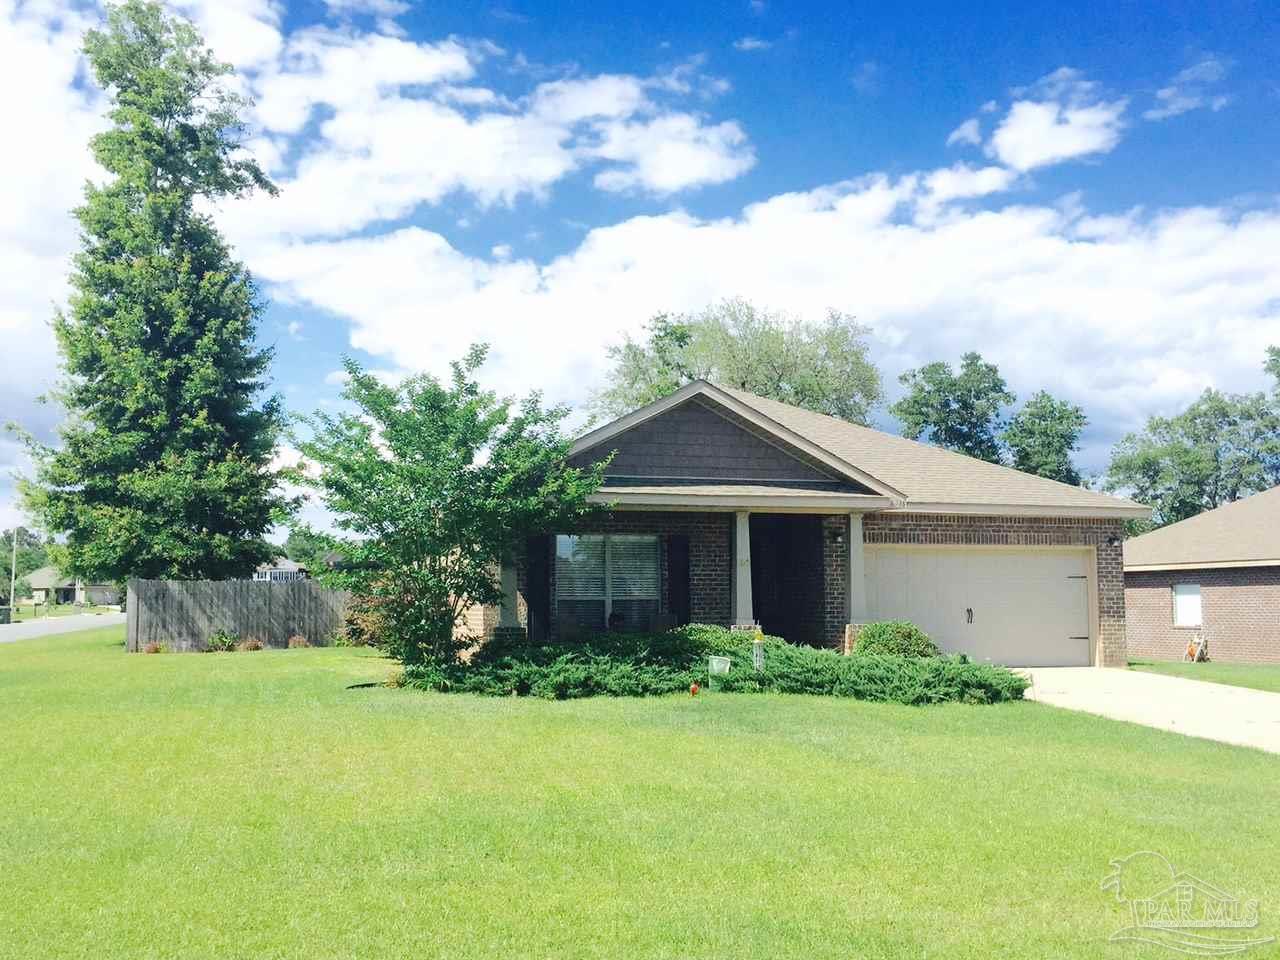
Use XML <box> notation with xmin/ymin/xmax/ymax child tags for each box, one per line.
<box><xmin>24</xmin><ymin>566</ymin><xmax>72</xmax><ymax>590</ymax></box>
<box><xmin>1123</xmin><ymin>485</ymin><xmax>1280</xmax><ymax>570</ymax></box>
<box><xmin>714</xmin><ymin>384</ymin><xmax>1147</xmax><ymax>516</ymax></box>
<box><xmin>257</xmin><ymin>556</ymin><xmax>304</xmax><ymax>573</ymax></box>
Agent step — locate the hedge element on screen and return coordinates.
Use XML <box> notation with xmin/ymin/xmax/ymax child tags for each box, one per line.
<box><xmin>404</xmin><ymin>624</ymin><xmax>1027</xmax><ymax>704</ymax></box>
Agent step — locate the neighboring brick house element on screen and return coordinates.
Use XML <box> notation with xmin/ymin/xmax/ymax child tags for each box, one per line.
<box><xmin>1124</xmin><ymin>486</ymin><xmax>1280</xmax><ymax>663</ymax></box>
<box><xmin>484</xmin><ymin>381</ymin><xmax>1148</xmax><ymax>667</ymax></box>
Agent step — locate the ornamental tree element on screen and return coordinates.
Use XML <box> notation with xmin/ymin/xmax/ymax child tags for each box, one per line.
<box><xmin>16</xmin><ymin>1</ymin><xmax>287</xmax><ymax>583</ymax></box>
<box><xmin>294</xmin><ymin>347</ymin><xmax>607</xmax><ymax>665</ymax></box>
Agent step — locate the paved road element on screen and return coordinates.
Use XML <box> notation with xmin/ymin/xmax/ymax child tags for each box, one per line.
<box><xmin>1026</xmin><ymin>667</ymin><xmax>1280</xmax><ymax>755</ymax></box>
<box><xmin>0</xmin><ymin>612</ymin><xmax>126</xmax><ymax>643</ymax></box>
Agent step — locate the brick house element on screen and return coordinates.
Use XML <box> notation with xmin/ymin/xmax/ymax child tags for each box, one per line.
<box><xmin>486</xmin><ymin>381</ymin><xmax>1148</xmax><ymax>667</ymax></box>
<box><xmin>1124</xmin><ymin>486</ymin><xmax>1280</xmax><ymax>663</ymax></box>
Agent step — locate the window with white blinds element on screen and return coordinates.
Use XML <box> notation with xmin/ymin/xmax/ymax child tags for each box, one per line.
<box><xmin>608</xmin><ymin>535</ymin><xmax>660</xmax><ymax>599</ymax></box>
<box><xmin>1173</xmin><ymin>583</ymin><xmax>1202</xmax><ymax>627</ymax></box>
<box><xmin>555</xmin><ymin>534</ymin><xmax>660</xmax><ymax>633</ymax></box>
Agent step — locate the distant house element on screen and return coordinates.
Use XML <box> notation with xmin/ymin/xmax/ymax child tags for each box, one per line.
<box><xmin>1124</xmin><ymin>486</ymin><xmax>1280</xmax><ymax>663</ymax></box>
<box><xmin>25</xmin><ymin>567</ymin><xmax>120</xmax><ymax>606</ymax></box>
<box><xmin>252</xmin><ymin>557</ymin><xmax>308</xmax><ymax>583</ymax></box>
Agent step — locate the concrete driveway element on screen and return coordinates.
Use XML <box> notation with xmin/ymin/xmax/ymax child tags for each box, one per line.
<box><xmin>1025</xmin><ymin>667</ymin><xmax>1280</xmax><ymax>755</ymax></box>
<box><xmin>0</xmin><ymin>612</ymin><xmax>126</xmax><ymax>644</ymax></box>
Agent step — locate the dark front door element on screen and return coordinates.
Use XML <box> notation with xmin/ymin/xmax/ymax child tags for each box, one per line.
<box><xmin>749</xmin><ymin>515</ymin><xmax>823</xmax><ymax>645</ymax></box>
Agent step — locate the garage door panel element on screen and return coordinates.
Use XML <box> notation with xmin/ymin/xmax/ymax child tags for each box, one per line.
<box><xmin>864</xmin><ymin>547</ymin><xmax>1091</xmax><ymax>667</ymax></box>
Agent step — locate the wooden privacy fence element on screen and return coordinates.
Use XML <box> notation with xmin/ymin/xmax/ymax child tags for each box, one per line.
<box><xmin>127</xmin><ymin>579</ymin><xmax>350</xmax><ymax>652</ymax></box>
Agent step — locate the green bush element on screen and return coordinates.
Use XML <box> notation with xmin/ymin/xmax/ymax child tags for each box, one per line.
<box><xmin>206</xmin><ymin>629</ymin><xmax>239</xmax><ymax>653</ymax></box>
<box><xmin>853</xmin><ymin>620</ymin><xmax>940</xmax><ymax>658</ymax></box>
<box><xmin>403</xmin><ymin>623</ymin><xmax>1026</xmax><ymax>704</ymax></box>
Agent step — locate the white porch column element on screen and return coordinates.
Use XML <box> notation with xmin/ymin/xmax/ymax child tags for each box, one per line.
<box><xmin>732</xmin><ymin>510</ymin><xmax>754</xmax><ymax>625</ymax></box>
<box><xmin>497</xmin><ymin>557</ymin><xmax>520</xmax><ymax>628</ymax></box>
<box><xmin>846</xmin><ymin>513</ymin><xmax>867</xmax><ymax>623</ymax></box>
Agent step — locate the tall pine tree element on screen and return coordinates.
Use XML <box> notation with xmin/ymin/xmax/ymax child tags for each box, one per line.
<box><xmin>19</xmin><ymin>0</ymin><xmax>287</xmax><ymax>582</ymax></box>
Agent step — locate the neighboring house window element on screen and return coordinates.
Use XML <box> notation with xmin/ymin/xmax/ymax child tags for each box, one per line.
<box><xmin>1172</xmin><ymin>583</ymin><xmax>1202</xmax><ymax>628</ymax></box>
<box><xmin>253</xmin><ymin>570</ymin><xmax>306</xmax><ymax>582</ymax></box>
<box><xmin>555</xmin><ymin>534</ymin><xmax>660</xmax><ymax>634</ymax></box>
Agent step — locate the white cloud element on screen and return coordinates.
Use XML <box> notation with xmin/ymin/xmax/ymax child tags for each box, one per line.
<box><xmin>919</xmin><ymin>164</ymin><xmax>1017</xmax><ymax>210</ymax></box>
<box><xmin>988</xmin><ymin>68</ymin><xmax>1127</xmax><ymax>171</ymax></box>
<box><xmin>733</xmin><ymin>37</ymin><xmax>771</xmax><ymax>52</ymax></box>
<box><xmin>528</xmin><ymin>73</ymin><xmax>649</xmax><ymax>124</ymax></box>
<box><xmin>210</xmin><ymin>50</ymin><xmax>751</xmax><ymax>246</ymax></box>
<box><xmin>945</xmin><ymin>117</ymin><xmax>981</xmax><ymax>147</ymax></box>
<box><xmin>246</xmin><ymin>172</ymin><xmax>1280</xmax><ymax>454</ymax></box>
<box><xmin>286</xmin><ymin>320</ymin><xmax>304</xmax><ymax>339</ymax></box>
<box><xmin>1144</xmin><ymin>57</ymin><xmax>1231</xmax><ymax>121</ymax></box>
<box><xmin>588</xmin><ymin>113</ymin><xmax>756</xmax><ymax>194</ymax></box>
<box><xmin>250</xmin><ymin>28</ymin><xmax>475</xmax><ymax>134</ymax></box>
<box><xmin>0</xmin><ymin>1</ymin><xmax>104</xmax><ymax>428</ymax></box>
<box><xmin>491</xmin><ymin>243</ymin><xmax>513</xmax><ymax>260</ymax></box>
<box><xmin>170</xmin><ymin>0</ymin><xmax>284</xmax><ymax>70</ymax></box>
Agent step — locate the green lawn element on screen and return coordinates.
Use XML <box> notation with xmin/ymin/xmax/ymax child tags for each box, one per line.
<box><xmin>8</xmin><ymin>602</ymin><xmax>116</xmax><ymax>622</ymax></box>
<box><xmin>2</xmin><ymin>628</ymin><xmax>1277</xmax><ymax>960</ymax></box>
<box><xmin>1130</xmin><ymin>658</ymin><xmax>1280</xmax><ymax>694</ymax></box>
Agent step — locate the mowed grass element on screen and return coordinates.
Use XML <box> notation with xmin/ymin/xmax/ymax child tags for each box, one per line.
<box><xmin>2</xmin><ymin>628</ymin><xmax>1278</xmax><ymax>960</ymax></box>
<box><xmin>1131</xmin><ymin>658</ymin><xmax>1280</xmax><ymax>694</ymax></box>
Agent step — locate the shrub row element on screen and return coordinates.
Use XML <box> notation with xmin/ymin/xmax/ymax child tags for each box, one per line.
<box><xmin>403</xmin><ymin>624</ymin><xmax>1027</xmax><ymax>705</ymax></box>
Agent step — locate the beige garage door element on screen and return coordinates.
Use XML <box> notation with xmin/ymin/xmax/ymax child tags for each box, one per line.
<box><xmin>864</xmin><ymin>547</ymin><xmax>1092</xmax><ymax>667</ymax></box>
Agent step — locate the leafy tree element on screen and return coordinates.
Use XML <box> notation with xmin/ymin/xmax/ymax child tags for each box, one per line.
<box><xmin>283</xmin><ymin>525</ymin><xmax>332</xmax><ymax>572</ymax></box>
<box><xmin>890</xmin><ymin>352</ymin><xmax>1014</xmax><ymax>463</ymax></box>
<box><xmin>591</xmin><ymin>298</ymin><xmax>883</xmax><ymax>424</ymax></box>
<box><xmin>1003</xmin><ymin>391</ymin><xmax>1088</xmax><ymax>484</ymax></box>
<box><xmin>1105</xmin><ymin>380</ymin><xmax>1280</xmax><ymax>528</ymax></box>
<box><xmin>14</xmin><ymin>1</ymin><xmax>286</xmax><ymax>583</ymax></box>
<box><xmin>295</xmin><ymin>347</ymin><xmax>607</xmax><ymax>666</ymax></box>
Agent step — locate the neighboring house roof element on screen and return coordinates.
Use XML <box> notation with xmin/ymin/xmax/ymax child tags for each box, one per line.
<box><xmin>572</xmin><ymin>381</ymin><xmax>1148</xmax><ymax>519</ymax></box>
<box><xmin>23</xmin><ymin>566</ymin><xmax>65</xmax><ymax>590</ymax></box>
<box><xmin>24</xmin><ymin>566</ymin><xmax>111</xmax><ymax>590</ymax></box>
<box><xmin>1124</xmin><ymin>485</ymin><xmax>1280</xmax><ymax>571</ymax></box>
<box><xmin>257</xmin><ymin>557</ymin><xmax>305</xmax><ymax>573</ymax></box>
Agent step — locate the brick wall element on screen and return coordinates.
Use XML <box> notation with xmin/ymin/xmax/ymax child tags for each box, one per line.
<box><xmin>821</xmin><ymin>515</ymin><xmax>849</xmax><ymax>649</ymax></box>
<box><xmin>861</xmin><ymin>513</ymin><xmax>1129</xmax><ymax>667</ymax></box>
<box><xmin>1125</xmin><ymin>566</ymin><xmax>1280</xmax><ymax>663</ymax></box>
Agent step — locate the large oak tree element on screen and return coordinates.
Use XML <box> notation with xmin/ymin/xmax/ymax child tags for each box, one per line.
<box><xmin>590</xmin><ymin>299</ymin><xmax>883</xmax><ymax>425</ymax></box>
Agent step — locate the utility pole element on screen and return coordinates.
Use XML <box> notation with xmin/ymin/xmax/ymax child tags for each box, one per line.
<box><xmin>8</xmin><ymin>527</ymin><xmax>16</xmax><ymax>618</ymax></box>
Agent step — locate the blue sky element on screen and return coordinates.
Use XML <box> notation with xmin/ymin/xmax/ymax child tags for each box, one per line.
<box><xmin>2</xmin><ymin>0</ymin><xmax>1279</xmax><ymax>533</ymax></box>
